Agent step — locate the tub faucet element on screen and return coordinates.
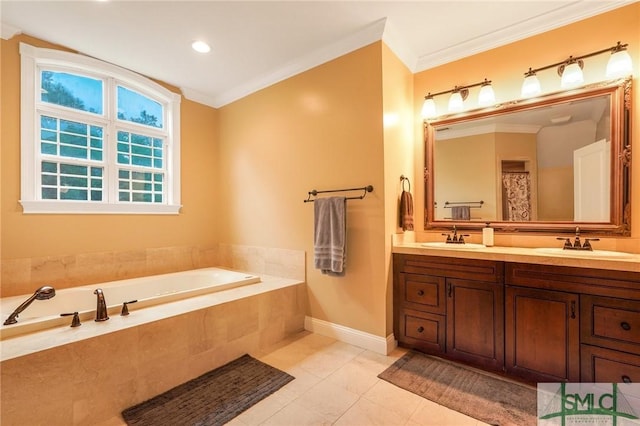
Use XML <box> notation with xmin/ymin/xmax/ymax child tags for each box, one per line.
<box><xmin>94</xmin><ymin>288</ymin><xmax>109</xmax><ymax>322</ymax></box>
<box><xmin>3</xmin><ymin>286</ymin><xmax>56</xmax><ymax>325</ymax></box>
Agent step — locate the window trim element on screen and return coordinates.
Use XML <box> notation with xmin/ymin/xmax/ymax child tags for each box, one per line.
<box><xmin>20</xmin><ymin>43</ymin><xmax>182</xmax><ymax>214</ymax></box>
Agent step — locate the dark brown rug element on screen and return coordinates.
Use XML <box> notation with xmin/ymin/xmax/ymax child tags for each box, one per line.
<box><xmin>122</xmin><ymin>354</ymin><xmax>294</xmax><ymax>426</ymax></box>
<box><xmin>378</xmin><ymin>351</ymin><xmax>537</xmax><ymax>426</ymax></box>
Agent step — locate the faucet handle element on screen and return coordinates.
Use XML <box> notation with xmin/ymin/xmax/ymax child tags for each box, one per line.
<box><xmin>60</xmin><ymin>312</ymin><xmax>81</xmax><ymax>327</ymax></box>
<box><xmin>557</xmin><ymin>237</ymin><xmax>572</xmax><ymax>249</ymax></box>
<box><xmin>121</xmin><ymin>300</ymin><xmax>138</xmax><ymax>316</ymax></box>
<box><xmin>583</xmin><ymin>238</ymin><xmax>600</xmax><ymax>251</ymax></box>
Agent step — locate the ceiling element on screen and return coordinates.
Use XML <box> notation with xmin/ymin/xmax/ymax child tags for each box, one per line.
<box><xmin>1</xmin><ymin>1</ymin><xmax>634</xmax><ymax>108</ymax></box>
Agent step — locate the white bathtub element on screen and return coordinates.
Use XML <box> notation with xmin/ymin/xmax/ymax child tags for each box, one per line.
<box><xmin>0</xmin><ymin>267</ymin><xmax>260</xmax><ymax>340</ymax></box>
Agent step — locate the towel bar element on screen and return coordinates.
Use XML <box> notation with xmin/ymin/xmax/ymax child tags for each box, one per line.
<box><xmin>304</xmin><ymin>185</ymin><xmax>373</xmax><ymax>203</ymax></box>
<box><xmin>444</xmin><ymin>200</ymin><xmax>484</xmax><ymax>208</ymax></box>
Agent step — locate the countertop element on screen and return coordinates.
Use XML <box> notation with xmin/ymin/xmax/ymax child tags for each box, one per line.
<box><xmin>392</xmin><ymin>242</ymin><xmax>640</xmax><ymax>273</ymax></box>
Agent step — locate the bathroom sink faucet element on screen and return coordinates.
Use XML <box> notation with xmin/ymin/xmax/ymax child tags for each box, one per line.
<box><xmin>556</xmin><ymin>227</ymin><xmax>599</xmax><ymax>251</ymax></box>
<box><xmin>94</xmin><ymin>288</ymin><xmax>109</xmax><ymax>321</ymax></box>
<box><xmin>442</xmin><ymin>225</ymin><xmax>469</xmax><ymax>244</ymax></box>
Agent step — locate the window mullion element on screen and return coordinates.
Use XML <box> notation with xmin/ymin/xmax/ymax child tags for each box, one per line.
<box><xmin>105</xmin><ymin>76</ymin><xmax>118</xmax><ymax>204</ymax></box>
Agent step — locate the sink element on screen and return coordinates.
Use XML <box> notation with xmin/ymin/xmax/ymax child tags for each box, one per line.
<box><xmin>421</xmin><ymin>242</ymin><xmax>486</xmax><ymax>249</ymax></box>
<box><xmin>533</xmin><ymin>247</ymin><xmax>635</xmax><ymax>259</ymax></box>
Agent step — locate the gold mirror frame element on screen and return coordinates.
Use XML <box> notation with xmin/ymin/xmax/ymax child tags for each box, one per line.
<box><xmin>424</xmin><ymin>77</ymin><xmax>632</xmax><ymax>235</ymax></box>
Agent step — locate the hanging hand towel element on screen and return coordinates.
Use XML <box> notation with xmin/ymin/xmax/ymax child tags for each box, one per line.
<box><xmin>314</xmin><ymin>197</ymin><xmax>347</xmax><ymax>276</ymax></box>
<box><xmin>399</xmin><ymin>190</ymin><xmax>414</xmax><ymax>231</ymax></box>
<box><xmin>451</xmin><ymin>205</ymin><xmax>471</xmax><ymax>220</ymax></box>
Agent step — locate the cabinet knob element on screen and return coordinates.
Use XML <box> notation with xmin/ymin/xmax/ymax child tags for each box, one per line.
<box><xmin>621</xmin><ymin>321</ymin><xmax>631</xmax><ymax>331</ymax></box>
<box><xmin>622</xmin><ymin>375</ymin><xmax>632</xmax><ymax>383</ymax></box>
<box><xmin>417</xmin><ymin>326</ymin><xmax>424</xmax><ymax>333</ymax></box>
<box><xmin>417</xmin><ymin>290</ymin><xmax>424</xmax><ymax>296</ymax></box>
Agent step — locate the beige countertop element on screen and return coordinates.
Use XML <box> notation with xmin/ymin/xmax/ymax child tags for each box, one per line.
<box><xmin>393</xmin><ymin>242</ymin><xmax>640</xmax><ymax>273</ymax></box>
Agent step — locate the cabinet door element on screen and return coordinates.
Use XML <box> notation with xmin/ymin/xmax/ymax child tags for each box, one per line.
<box><xmin>506</xmin><ymin>286</ymin><xmax>580</xmax><ymax>382</ymax></box>
<box><xmin>447</xmin><ymin>278</ymin><xmax>504</xmax><ymax>371</ymax></box>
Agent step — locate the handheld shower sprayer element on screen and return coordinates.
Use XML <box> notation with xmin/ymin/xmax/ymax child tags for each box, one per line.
<box><xmin>3</xmin><ymin>286</ymin><xmax>56</xmax><ymax>325</ymax></box>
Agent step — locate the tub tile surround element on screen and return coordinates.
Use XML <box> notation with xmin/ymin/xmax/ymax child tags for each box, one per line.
<box><xmin>1</xmin><ymin>243</ymin><xmax>305</xmax><ymax>297</ymax></box>
<box><xmin>1</xmin><ymin>278</ymin><xmax>307</xmax><ymax>426</ymax></box>
<box><xmin>1</xmin><ymin>243</ymin><xmax>308</xmax><ymax>425</ymax></box>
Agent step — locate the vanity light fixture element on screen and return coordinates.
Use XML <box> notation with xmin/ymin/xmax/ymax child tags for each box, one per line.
<box><xmin>478</xmin><ymin>79</ymin><xmax>496</xmax><ymax>106</ymax></box>
<box><xmin>521</xmin><ymin>68</ymin><xmax>542</xmax><ymax>97</ymax></box>
<box><xmin>606</xmin><ymin>42</ymin><xmax>633</xmax><ymax>77</ymax></box>
<box><xmin>560</xmin><ymin>57</ymin><xmax>584</xmax><ymax>88</ymax></box>
<box><xmin>521</xmin><ymin>41</ymin><xmax>632</xmax><ymax>97</ymax></box>
<box><xmin>421</xmin><ymin>79</ymin><xmax>495</xmax><ymax>118</ymax></box>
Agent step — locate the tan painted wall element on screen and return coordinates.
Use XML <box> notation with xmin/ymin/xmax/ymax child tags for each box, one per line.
<box><xmin>217</xmin><ymin>42</ymin><xmax>389</xmax><ymax>337</ymax></box>
<box><xmin>382</xmin><ymin>43</ymin><xmax>414</xmax><ymax>336</ymax></box>
<box><xmin>434</xmin><ymin>134</ymin><xmax>496</xmax><ymax>221</ymax></box>
<box><xmin>414</xmin><ymin>3</ymin><xmax>640</xmax><ymax>244</ymax></box>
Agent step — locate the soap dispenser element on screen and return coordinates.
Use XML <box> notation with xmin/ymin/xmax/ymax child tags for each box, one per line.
<box><xmin>482</xmin><ymin>223</ymin><xmax>494</xmax><ymax>247</ymax></box>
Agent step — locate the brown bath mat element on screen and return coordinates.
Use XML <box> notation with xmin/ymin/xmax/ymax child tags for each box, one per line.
<box><xmin>378</xmin><ymin>351</ymin><xmax>537</xmax><ymax>426</ymax></box>
<box><xmin>122</xmin><ymin>354</ymin><xmax>294</xmax><ymax>426</ymax></box>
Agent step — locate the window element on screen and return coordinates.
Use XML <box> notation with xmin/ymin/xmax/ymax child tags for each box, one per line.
<box><xmin>20</xmin><ymin>43</ymin><xmax>181</xmax><ymax>214</ymax></box>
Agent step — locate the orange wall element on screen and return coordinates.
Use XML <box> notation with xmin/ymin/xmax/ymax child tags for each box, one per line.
<box><xmin>413</xmin><ymin>3</ymin><xmax>640</xmax><ymax>245</ymax></box>
<box><xmin>1</xmin><ymin>35</ymin><xmax>220</xmax><ymax>260</ymax></box>
<box><xmin>217</xmin><ymin>42</ymin><xmax>390</xmax><ymax>337</ymax></box>
<box><xmin>381</xmin><ymin>43</ymin><xmax>415</xmax><ymax>335</ymax></box>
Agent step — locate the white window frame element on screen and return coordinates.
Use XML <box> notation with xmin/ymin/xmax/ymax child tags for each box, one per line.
<box><xmin>20</xmin><ymin>43</ymin><xmax>182</xmax><ymax>214</ymax></box>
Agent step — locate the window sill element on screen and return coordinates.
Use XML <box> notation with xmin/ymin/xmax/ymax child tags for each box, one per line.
<box><xmin>20</xmin><ymin>200</ymin><xmax>182</xmax><ymax>215</ymax></box>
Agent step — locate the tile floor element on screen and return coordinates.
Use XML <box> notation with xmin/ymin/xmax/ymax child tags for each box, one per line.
<box><xmin>106</xmin><ymin>331</ymin><xmax>491</xmax><ymax>425</ymax></box>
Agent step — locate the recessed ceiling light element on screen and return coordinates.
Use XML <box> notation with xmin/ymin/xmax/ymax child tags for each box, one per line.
<box><xmin>191</xmin><ymin>41</ymin><xmax>211</xmax><ymax>53</ymax></box>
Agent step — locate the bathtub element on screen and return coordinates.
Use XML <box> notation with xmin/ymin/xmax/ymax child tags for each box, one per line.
<box><xmin>0</xmin><ymin>267</ymin><xmax>260</xmax><ymax>340</ymax></box>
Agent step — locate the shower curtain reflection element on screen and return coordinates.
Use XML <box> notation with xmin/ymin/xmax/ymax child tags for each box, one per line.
<box><xmin>502</xmin><ymin>172</ymin><xmax>532</xmax><ymax>221</ymax></box>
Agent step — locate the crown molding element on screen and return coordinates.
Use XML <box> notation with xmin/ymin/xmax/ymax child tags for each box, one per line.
<box><xmin>208</xmin><ymin>18</ymin><xmax>387</xmax><ymax>108</ymax></box>
<box><xmin>415</xmin><ymin>1</ymin><xmax>633</xmax><ymax>72</ymax></box>
<box><xmin>1</xmin><ymin>21</ymin><xmax>22</xmax><ymax>40</ymax></box>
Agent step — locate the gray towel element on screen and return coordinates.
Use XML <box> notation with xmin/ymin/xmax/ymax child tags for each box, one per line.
<box><xmin>314</xmin><ymin>197</ymin><xmax>346</xmax><ymax>276</ymax></box>
<box><xmin>451</xmin><ymin>205</ymin><xmax>471</xmax><ymax>220</ymax></box>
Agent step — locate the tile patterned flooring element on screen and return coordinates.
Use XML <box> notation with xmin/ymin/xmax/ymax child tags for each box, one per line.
<box><xmin>106</xmin><ymin>331</ymin><xmax>491</xmax><ymax>426</ymax></box>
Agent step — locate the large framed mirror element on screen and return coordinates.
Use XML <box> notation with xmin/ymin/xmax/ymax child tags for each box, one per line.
<box><xmin>424</xmin><ymin>77</ymin><xmax>631</xmax><ymax>235</ymax></box>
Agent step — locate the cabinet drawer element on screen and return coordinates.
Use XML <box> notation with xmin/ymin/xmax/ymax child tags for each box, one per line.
<box><xmin>581</xmin><ymin>295</ymin><xmax>640</xmax><ymax>353</ymax></box>
<box><xmin>394</xmin><ymin>254</ymin><xmax>503</xmax><ymax>283</ymax></box>
<box><xmin>397</xmin><ymin>309</ymin><xmax>446</xmax><ymax>354</ymax></box>
<box><xmin>399</xmin><ymin>273</ymin><xmax>445</xmax><ymax>314</ymax></box>
<box><xmin>581</xmin><ymin>345</ymin><xmax>640</xmax><ymax>383</ymax></box>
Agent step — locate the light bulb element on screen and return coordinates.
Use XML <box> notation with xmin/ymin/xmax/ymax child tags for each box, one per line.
<box><xmin>521</xmin><ymin>70</ymin><xmax>541</xmax><ymax>97</ymax></box>
<box><xmin>448</xmin><ymin>91</ymin><xmax>464</xmax><ymax>113</ymax></box>
<box><xmin>561</xmin><ymin>61</ymin><xmax>584</xmax><ymax>88</ymax></box>
<box><xmin>478</xmin><ymin>83</ymin><xmax>495</xmax><ymax>106</ymax></box>
<box><xmin>421</xmin><ymin>97</ymin><xmax>437</xmax><ymax>119</ymax></box>
<box><xmin>606</xmin><ymin>48</ymin><xmax>633</xmax><ymax>78</ymax></box>
<box><xmin>191</xmin><ymin>41</ymin><xmax>211</xmax><ymax>53</ymax></box>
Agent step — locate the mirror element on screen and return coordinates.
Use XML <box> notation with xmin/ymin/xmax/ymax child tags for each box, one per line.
<box><xmin>424</xmin><ymin>78</ymin><xmax>631</xmax><ymax>235</ymax></box>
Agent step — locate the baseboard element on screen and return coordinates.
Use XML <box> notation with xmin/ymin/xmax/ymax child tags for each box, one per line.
<box><xmin>304</xmin><ymin>316</ymin><xmax>397</xmax><ymax>355</ymax></box>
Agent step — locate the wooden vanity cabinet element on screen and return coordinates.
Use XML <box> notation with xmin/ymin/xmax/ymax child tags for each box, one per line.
<box><xmin>505</xmin><ymin>286</ymin><xmax>580</xmax><ymax>382</ymax></box>
<box><xmin>581</xmin><ymin>295</ymin><xmax>640</xmax><ymax>383</ymax></box>
<box><xmin>505</xmin><ymin>262</ymin><xmax>640</xmax><ymax>383</ymax></box>
<box><xmin>395</xmin><ymin>255</ymin><xmax>640</xmax><ymax>383</ymax></box>
<box><xmin>447</xmin><ymin>278</ymin><xmax>504</xmax><ymax>371</ymax></box>
<box><xmin>393</xmin><ymin>254</ymin><xmax>504</xmax><ymax>372</ymax></box>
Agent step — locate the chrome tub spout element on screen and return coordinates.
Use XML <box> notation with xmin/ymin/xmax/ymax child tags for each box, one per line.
<box><xmin>3</xmin><ymin>286</ymin><xmax>56</xmax><ymax>325</ymax></box>
<box><xmin>94</xmin><ymin>288</ymin><xmax>109</xmax><ymax>321</ymax></box>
